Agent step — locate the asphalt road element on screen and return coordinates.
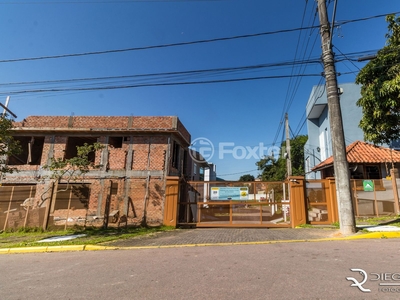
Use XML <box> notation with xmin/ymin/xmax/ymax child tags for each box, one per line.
<box><xmin>1</xmin><ymin>239</ymin><xmax>400</xmax><ymax>300</ymax></box>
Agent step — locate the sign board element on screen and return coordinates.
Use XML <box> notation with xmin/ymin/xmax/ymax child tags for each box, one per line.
<box><xmin>210</xmin><ymin>187</ymin><xmax>248</xmax><ymax>200</ymax></box>
<box><xmin>363</xmin><ymin>180</ymin><xmax>374</xmax><ymax>192</ymax></box>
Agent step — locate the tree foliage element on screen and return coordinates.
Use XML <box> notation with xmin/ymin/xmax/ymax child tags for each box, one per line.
<box><xmin>238</xmin><ymin>174</ymin><xmax>255</xmax><ymax>181</ymax></box>
<box><xmin>355</xmin><ymin>14</ymin><xmax>400</xmax><ymax>144</ymax></box>
<box><xmin>43</xmin><ymin>142</ymin><xmax>104</xmax><ymax>183</ymax></box>
<box><xmin>0</xmin><ymin>116</ymin><xmax>21</xmax><ymax>177</ymax></box>
<box><xmin>256</xmin><ymin>135</ymin><xmax>308</xmax><ymax>181</ymax></box>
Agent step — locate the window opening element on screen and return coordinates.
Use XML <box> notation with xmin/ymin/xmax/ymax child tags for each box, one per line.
<box><xmin>109</xmin><ymin>137</ymin><xmax>123</xmax><ymax>148</ymax></box>
<box><xmin>8</xmin><ymin>136</ymin><xmax>44</xmax><ymax>165</ymax></box>
<box><xmin>172</xmin><ymin>141</ymin><xmax>180</xmax><ymax>169</ymax></box>
<box><xmin>54</xmin><ymin>183</ymin><xmax>90</xmax><ymax>210</ymax></box>
<box><xmin>65</xmin><ymin>137</ymin><xmax>98</xmax><ymax>162</ymax></box>
<box><xmin>366</xmin><ymin>165</ymin><xmax>380</xmax><ymax>179</ymax></box>
<box><xmin>111</xmin><ymin>182</ymin><xmax>118</xmax><ymax>195</ymax></box>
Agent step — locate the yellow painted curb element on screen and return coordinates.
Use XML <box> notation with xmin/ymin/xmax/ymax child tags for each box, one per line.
<box><xmin>46</xmin><ymin>245</ymin><xmax>85</xmax><ymax>252</ymax></box>
<box><xmin>111</xmin><ymin>232</ymin><xmax>400</xmax><ymax>250</ymax></box>
<box><xmin>84</xmin><ymin>245</ymin><xmax>119</xmax><ymax>251</ymax></box>
<box><xmin>8</xmin><ymin>247</ymin><xmax>48</xmax><ymax>254</ymax></box>
<box><xmin>341</xmin><ymin>232</ymin><xmax>400</xmax><ymax>240</ymax></box>
<box><xmin>0</xmin><ymin>248</ymin><xmax>10</xmax><ymax>254</ymax></box>
<box><xmin>1</xmin><ymin>231</ymin><xmax>400</xmax><ymax>254</ymax></box>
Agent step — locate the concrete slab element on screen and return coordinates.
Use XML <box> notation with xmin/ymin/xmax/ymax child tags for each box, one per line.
<box><xmin>358</xmin><ymin>225</ymin><xmax>400</xmax><ymax>232</ymax></box>
<box><xmin>37</xmin><ymin>234</ymin><xmax>86</xmax><ymax>243</ymax></box>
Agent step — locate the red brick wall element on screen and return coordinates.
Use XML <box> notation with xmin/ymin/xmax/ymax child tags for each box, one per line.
<box><xmin>129</xmin><ymin>137</ymin><xmax>166</xmax><ymax>171</ymax></box>
<box><xmin>87</xmin><ymin>180</ymin><xmax>102</xmax><ymax>213</ymax></box>
<box><xmin>132</xmin><ymin>137</ymin><xmax>151</xmax><ymax>170</ymax></box>
<box><xmin>17</xmin><ymin>116</ymin><xmax>70</xmax><ymax>128</ymax></box>
<box><xmin>124</xmin><ymin>177</ymin><xmax>164</xmax><ymax>225</ymax></box>
<box><xmin>131</xmin><ymin>116</ymin><xmax>173</xmax><ymax>129</ymax></box>
<box><xmin>17</xmin><ymin>116</ymin><xmax>178</xmax><ymax>130</ymax></box>
<box><xmin>177</xmin><ymin>118</ymin><xmax>191</xmax><ymax>145</ymax></box>
<box><xmin>108</xmin><ymin>148</ymin><xmax>127</xmax><ymax>170</ymax></box>
<box><xmin>7</xmin><ymin>115</ymin><xmax>194</xmax><ymax>226</ymax></box>
<box><xmin>54</xmin><ymin>136</ymin><xmax>67</xmax><ymax>160</ymax></box>
<box><xmin>85</xmin><ymin>177</ymin><xmax>165</xmax><ymax>226</ymax></box>
<box><xmin>42</xmin><ymin>136</ymin><xmax>53</xmax><ymax>165</ymax></box>
<box><xmin>13</xmin><ymin>116</ymin><xmax>191</xmax><ymax>145</ymax></box>
<box><xmin>2</xmin><ymin>176</ymin><xmax>167</xmax><ymax>227</ymax></box>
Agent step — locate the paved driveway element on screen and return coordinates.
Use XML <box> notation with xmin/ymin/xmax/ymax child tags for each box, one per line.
<box><xmin>105</xmin><ymin>227</ymin><xmax>341</xmax><ymax>247</ymax></box>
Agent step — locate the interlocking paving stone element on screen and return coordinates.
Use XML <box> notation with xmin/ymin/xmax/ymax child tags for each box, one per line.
<box><xmin>105</xmin><ymin>228</ymin><xmax>341</xmax><ymax>247</ymax></box>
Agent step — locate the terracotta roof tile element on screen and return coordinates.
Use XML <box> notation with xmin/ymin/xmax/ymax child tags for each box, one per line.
<box><xmin>312</xmin><ymin>141</ymin><xmax>400</xmax><ymax>171</ymax></box>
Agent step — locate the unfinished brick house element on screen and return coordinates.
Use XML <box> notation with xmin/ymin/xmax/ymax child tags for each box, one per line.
<box><xmin>1</xmin><ymin>116</ymin><xmax>192</xmax><ymax>229</ymax></box>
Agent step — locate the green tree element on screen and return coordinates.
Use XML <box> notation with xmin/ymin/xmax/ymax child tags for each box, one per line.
<box><xmin>43</xmin><ymin>142</ymin><xmax>104</xmax><ymax>184</ymax></box>
<box><xmin>40</xmin><ymin>142</ymin><xmax>104</xmax><ymax>228</ymax></box>
<box><xmin>290</xmin><ymin>135</ymin><xmax>308</xmax><ymax>175</ymax></box>
<box><xmin>256</xmin><ymin>135</ymin><xmax>308</xmax><ymax>181</ymax></box>
<box><xmin>355</xmin><ymin>14</ymin><xmax>400</xmax><ymax>144</ymax></box>
<box><xmin>239</xmin><ymin>174</ymin><xmax>255</xmax><ymax>181</ymax></box>
<box><xmin>0</xmin><ymin>116</ymin><xmax>21</xmax><ymax>178</ymax></box>
<box><xmin>256</xmin><ymin>154</ymin><xmax>286</xmax><ymax>181</ymax></box>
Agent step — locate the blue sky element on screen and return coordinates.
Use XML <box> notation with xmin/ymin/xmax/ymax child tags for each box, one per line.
<box><xmin>0</xmin><ymin>0</ymin><xmax>399</xmax><ymax>180</ymax></box>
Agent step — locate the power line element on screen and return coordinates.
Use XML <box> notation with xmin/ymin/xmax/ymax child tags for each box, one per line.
<box><xmin>0</xmin><ymin>51</ymin><xmax>384</xmax><ymax>98</ymax></box>
<box><xmin>273</xmin><ymin>1</ymin><xmax>319</xmax><ymax>146</ymax></box>
<box><xmin>0</xmin><ymin>59</ymin><xmax>323</xmax><ymax>87</ymax></box>
<box><xmin>294</xmin><ymin>113</ymin><xmax>307</xmax><ymax>137</ymax></box>
<box><xmin>338</xmin><ymin>11</ymin><xmax>400</xmax><ymax>26</ymax></box>
<box><xmin>218</xmin><ymin>169</ymin><xmax>259</xmax><ymax>177</ymax></box>
<box><xmin>0</xmin><ymin>26</ymin><xmax>320</xmax><ymax>64</ymax></box>
<box><xmin>0</xmin><ymin>73</ymin><xmax>322</xmax><ymax>95</ymax></box>
<box><xmin>0</xmin><ymin>49</ymin><xmax>370</xmax><ymax>97</ymax></box>
<box><xmin>292</xmin><ymin>76</ymin><xmax>325</xmax><ymax>138</ymax></box>
<box><xmin>290</xmin><ymin>48</ymin><xmax>400</xmax><ymax>140</ymax></box>
<box><xmin>286</xmin><ymin>20</ymin><xmax>320</xmax><ymax>112</ymax></box>
<box><xmin>333</xmin><ymin>45</ymin><xmax>361</xmax><ymax>72</ymax></box>
<box><xmin>1</xmin><ymin>11</ymin><xmax>399</xmax><ymax>64</ymax></box>
<box><xmin>0</xmin><ymin>0</ymin><xmax>224</xmax><ymax>3</ymax></box>
<box><xmin>280</xmin><ymin>0</ymin><xmax>310</xmax><ymax>122</ymax></box>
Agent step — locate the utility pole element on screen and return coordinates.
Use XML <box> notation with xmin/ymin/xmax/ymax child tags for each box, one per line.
<box><xmin>1</xmin><ymin>96</ymin><xmax>17</xmax><ymax>119</ymax></box>
<box><xmin>317</xmin><ymin>0</ymin><xmax>355</xmax><ymax>235</ymax></box>
<box><xmin>285</xmin><ymin>113</ymin><xmax>292</xmax><ymax>177</ymax></box>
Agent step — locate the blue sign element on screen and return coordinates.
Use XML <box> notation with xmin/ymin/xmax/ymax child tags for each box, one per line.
<box><xmin>210</xmin><ymin>187</ymin><xmax>248</xmax><ymax>200</ymax></box>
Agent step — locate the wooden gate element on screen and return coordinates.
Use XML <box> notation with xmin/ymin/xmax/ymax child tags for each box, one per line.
<box><xmin>175</xmin><ymin>178</ymin><xmax>308</xmax><ymax>228</ymax></box>
<box><xmin>0</xmin><ymin>185</ymin><xmax>41</xmax><ymax>231</ymax></box>
<box><xmin>163</xmin><ymin>176</ymin><xmax>180</xmax><ymax>227</ymax></box>
<box><xmin>305</xmin><ymin>178</ymin><xmax>338</xmax><ymax>225</ymax></box>
<box><xmin>289</xmin><ymin>177</ymin><xmax>307</xmax><ymax>227</ymax></box>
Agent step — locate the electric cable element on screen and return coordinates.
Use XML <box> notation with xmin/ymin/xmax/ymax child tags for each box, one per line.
<box><xmin>1</xmin><ymin>11</ymin><xmax>398</xmax><ymax>64</ymax></box>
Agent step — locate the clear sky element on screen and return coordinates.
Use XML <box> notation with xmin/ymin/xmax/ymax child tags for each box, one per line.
<box><xmin>0</xmin><ymin>0</ymin><xmax>399</xmax><ymax>180</ymax></box>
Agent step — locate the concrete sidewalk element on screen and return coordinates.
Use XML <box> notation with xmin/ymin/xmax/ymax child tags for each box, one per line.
<box><xmin>1</xmin><ymin>227</ymin><xmax>400</xmax><ymax>254</ymax></box>
<box><xmin>105</xmin><ymin>227</ymin><xmax>342</xmax><ymax>247</ymax></box>
<box><xmin>104</xmin><ymin>227</ymin><xmax>400</xmax><ymax>248</ymax></box>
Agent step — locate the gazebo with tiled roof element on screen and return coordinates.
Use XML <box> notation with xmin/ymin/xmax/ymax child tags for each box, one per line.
<box><xmin>312</xmin><ymin>141</ymin><xmax>400</xmax><ymax>179</ymax></box>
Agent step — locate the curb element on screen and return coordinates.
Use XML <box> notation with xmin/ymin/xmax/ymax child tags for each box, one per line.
<box><xmin>1</xmin><ymin>232</ymin><xmax>399</xmax><ymax>254</ymax></box>
<box><xmin>338</xmin><ymin>231</ymin><xmax>400</xmax><ymax>240</ymax></box>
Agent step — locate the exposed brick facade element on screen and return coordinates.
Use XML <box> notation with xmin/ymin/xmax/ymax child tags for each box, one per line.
<box><xmin>5</xmin><ymin>116</ymin><xmax>192</xmax><ymax>228</ymax></box>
